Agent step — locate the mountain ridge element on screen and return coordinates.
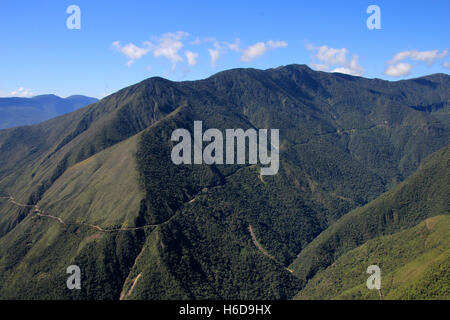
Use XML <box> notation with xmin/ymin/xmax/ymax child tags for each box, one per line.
<box><xmin>0</xmin><ymin>94</ymin><xmax>98</xmax><ymax>130</ymax></box>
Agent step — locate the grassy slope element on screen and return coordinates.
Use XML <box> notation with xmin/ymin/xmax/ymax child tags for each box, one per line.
<box><xmin>0</xmin><ymin>134</ymin><xmax>145</xmax><ymax>299</ymax></box>
<box><xmin>38</xmin><ymin>133</ymin><xmax>144</xmax><ymax>228</ymax></box>
<box><xmin>290</xmin><ymin>146</ymin><xmax>450</xmax><ymax>289</ymax></box>
<box><xmin>295</xmin><ymin>215</ymin><xmax>449</xmax><ymax>300</ymax></box>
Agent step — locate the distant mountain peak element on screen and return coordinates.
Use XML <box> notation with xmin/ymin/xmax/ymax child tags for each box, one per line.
<box><xmin>0</xmin><ymin>94</ymin><xmax>98</xmax><ymax>129</ymax></box>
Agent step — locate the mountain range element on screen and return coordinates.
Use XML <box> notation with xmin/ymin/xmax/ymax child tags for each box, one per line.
<box><xmin>0</xmin><ymin>94</ymin><xmax>98</xmax><ymax>129</ymax></box>
<box><xmin>0</xmin><ymin>65</ymin><xmax>448</xmax><ymax>299</ymax></box>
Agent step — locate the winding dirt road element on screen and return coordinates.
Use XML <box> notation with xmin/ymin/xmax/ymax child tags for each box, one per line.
<box><xmin>248</xmin><ymin>225</ymin><xmax>294</xmax><ymax>273</ymax></box>
<box><xmin>0</xmin><ymin>195</ymin><xmax>178</xmax><ymax>233</ymax></box>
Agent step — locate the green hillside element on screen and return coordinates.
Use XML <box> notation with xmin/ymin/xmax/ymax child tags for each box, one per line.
<box><xmin>295</xmin><ymin>214</ymin><xmax>449</xmax><ymax>300</ymax></box>
<box><xmin>290</xmin><ymin>146</ymin><xmax>450</xmax><ymax>293</ymax></box>
<box><xmin>0</xmin><ymin>134</ymin><xmax>146</xmax><ymax>299</ymax></box>
<box><xmin>38</xmin><ymin>133</ymin><xmax>144</xmax><ymax>228</ymax></box>
<box><xmin>0</xmin><ymin>65</ymin><xmax>449</xmax><ymax>299</ymax></box>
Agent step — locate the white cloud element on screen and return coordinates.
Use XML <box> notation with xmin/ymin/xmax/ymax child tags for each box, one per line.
<box><xmin>114</xmin><ymin>31</ymin><xmax>190</xmax><ymax>69</ymax></box>
<box><xmin>185</xmin><ymin>51</ymin><xmax>199</xmax><ymax>66</ymax></box>
<box><xmin>225</xmin><ymin>38</ymin><xmax>241</xmax><ymax>52</ymax></box>
<box><xmin>389</xmin><ymin>49</ymin><xmax>448</xmax><ymax>66</ymax></box>
<box><xmin>146</xmin><ymin>31</ymin><xmax>189</xmax><ymax>65</ymax></box>
<box><xmin>241</xmin><ymin>40</ymin><xmax>288</xmax><ymax>62</ymax></box>
<box><xmin>317</xmin><ymin>46</ymin><xmax>348</xmax><ymax>65</ymax></box>
<box><xmin>332</xmin><ymin>54</ymin><xmax>364</xmax><ymax>76</ymax></box>
<box><xmin>113</xmin><ymin>41</ymin><xmax>149</xmax><ymax>66</ymax></box>
<box><xmin>205</xmin><ymin>40</ymin><xmax>229</xmax><ymax>66</ymax></box>
<box><xmin>306</xmin><ymin>44</ymin><xmax>364</xmax><ymax>76</ymax></box>
<box><xmin>384</xmin><ymin>48</ymin><xmax>448</xmax><ymax>77</ymax></box>
<box><xmin>241</xmin><ymin>42</ymin><xmax>267</xmax><ymax>62</ymax></box>
<box><xmin>113</xmin><ymin>33</ymin><xmax>289</xmax><ymax>70</ymax></box>
<box><xmin>191</xmin><ymin>36</ymin><xmax>216</xmax><ymax>45</ymax></box>
<box><xmin>205</xmin><ymin>38</ymin><xmax>287</xmax><ymax>64</ymax></box>
<box><xmin>267</xmin><ymin>40</ymin><xmax>288</xmax><ymax>48</ymax></box>
<box><xmin>310</xmin><ymin>63</ymin><xmax>329</xmax><ymax>71</ymax></box>
<box><xmin>8</xmin><ymin>87</ymin><xmax>34</xmax><ymax>97</ymax></box>
<box><xmin>208</xmin><ymin>48</ymin><xmax>220</xmax><ymax>66</ymax></box>
<box><xmin>443</xmin><ymin>61</ymin><xmax>450</xmax><ymax>69</ymax></box>
<box><xmin>384</xmin><ymin>62</ymin><xmax>413</xmax><ymax>77</ymax></box>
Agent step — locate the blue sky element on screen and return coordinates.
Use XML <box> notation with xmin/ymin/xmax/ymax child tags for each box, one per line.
<box><xmin>0</xmin><ymin>0</ymin><xmax>449</xmax><ymax>98</ymax></box>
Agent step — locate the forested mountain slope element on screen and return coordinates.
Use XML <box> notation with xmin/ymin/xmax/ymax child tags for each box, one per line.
<box><xmin>290</xmin><ymin>146</ymin><xmax>449</xmax><ymax>298</ymax></box>
<box><xmin>295</xmin><ymin>214</ymin><xmax>449</xmax><ymax>299</ymax></box>
<box><xmin>0</xmin><ymin>65</ymin><xmax>448</xmax><ymax>299</ymax></box>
